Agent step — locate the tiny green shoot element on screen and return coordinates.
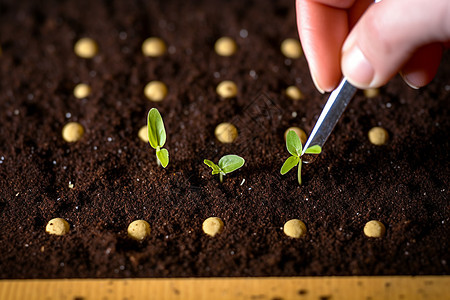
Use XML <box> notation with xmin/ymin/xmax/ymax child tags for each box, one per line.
<box><xmin>280</xmin><ymin>130</ymin><xmax>322</xmax><ymax>185</ymax></box>
<box><xmin>147</xmin><ymin>108</ymin><xmax>169</xmax><ymax>168</ymax></box>
<box><xmin>204</xmin><ymin>155</ymin><xmax>245</xmax><ymax>183</ymax></box>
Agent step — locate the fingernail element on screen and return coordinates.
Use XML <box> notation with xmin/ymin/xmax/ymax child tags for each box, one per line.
<box><xmin>342</xmin><ymin>44</ymin><xmax>375</xmax><ymax>88</ymax></box>
<box><xmin>311</xmin><ymin>73</ymin><xmax>325</xmax><ymax>94</ymax></box>
<box><xmin>400</xmin><ymin>72</ymin><xmax>420</xmax><ymax>89</ymax></box>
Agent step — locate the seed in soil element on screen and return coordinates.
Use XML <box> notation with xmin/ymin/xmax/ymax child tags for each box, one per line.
<box><xmin>214</xmin><ymin>37</ymin><xmax>237</xmax><ymax>56</ymax></box>
<box><xmin>138</xmin><ymin>125</ymin><xmax>148</xmax><ymax>142</ymax></box>
<box><xmin>215</xmin><ymin>122</ymin><xmax>238</xmax><ymax>143</ymax></box>
<box><xmin>73</xmin><ymin>83</ymin><xmax>91</xmax><ymax>99</ymax></box>
<box><xmin>144</xmin><ymin>81</ymin><xmax>168</xmax><ymax>102</ymax></box>
<box><xmin>127</xmin><ymin>220</ymin><xmax>151</xmax><ymax>241</ymax></box>
<box><xmin>62</xmin><ymin>122</ymin><xmax>84</xmax><ymax>142</ymax></box>
<box><xmin>364</xmin><ymin>220</ymin><xmax>386</xmax><ymax>238</ymax></box>
<box><xmin>202</xmin><ymin>217</ymin><xmax>224</xmax><ymax>237</ymax></box>
<box><xmin>46</xmin><ymin>218</ymin><xmax>70</xmax><ymax>236</ymax></box>
<box><xmin>216</xmin><ymin>80</ymin><xmax>238</xmax><ymax>98</ymax></box>
<box><xmin>286</xmin><ymin>86</ymin><xmax>304</xmax><ymax>100</ymax></box>
<box><xmin>281</xmin><ymin>38</ymin><xmax>302</xmax><ymax>59</ymax></box>
<box><xmin>364</xmin><ymin>88</ymin><xmax>380</xmax><ymax>98</ymax></box>
<box><xmin>283</xmin><ymin>219</ymin><xmax>307</xmax><ymax>238</ymax></box>
<box><xmin>142</xmin><ymin>37</ymin><xmax>166</xmax><ymax>57</ymax></box>
<box><xmin>368</xmin><ymin>127</ymin><xmax>389</xmax><ymax>145</ymax></box>
<box><xmin>74</xmin><ymin>37</ymin><xmax>98</xmax><ymax>58</ymax></box>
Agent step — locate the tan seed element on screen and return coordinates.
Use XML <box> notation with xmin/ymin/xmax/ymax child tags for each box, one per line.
<box><xmin>138</xmin><ymin>125</ymin><xmax>148</xmax><ymax>142</ymax></box>
<box><xmin>286</xmin><ymin>86</ymin><xmax>304</xmax><ymax>100</ymax></box>
<box><xmin>281</xmin><ymin>38</ymin><xmax>302</xmax><ymax>59</ymax></box>
<box><xmin>216</xmin><ymin>81</ymin><xmax>238</xmax><ymax>98</ymax></box>
<box><xmin>215</xmin><ymin>123</ymin><xmax>238</xmax><ymax>143</ymax></box>
<box><xmin>73</xmin><ymin>83</ymin><xmax>91</xmax><ymax>99</ymax></box>
<box><xmin>142</xmin><ymin>37</ymin><xmax>166</xmax><ymax>57</ymax></box>
<box><xmin>283</xmin><ymin>219</ymin><xmax>307</xmax><ymax>238</ymax></box>
<box><xmin>127</xmin><ymin>220</ymin><xmax>151</xmax><ymax>241</ymax></box>
<box><xmin>202</xmin><ymin>217</ymin><xmax>224</xmax><ymax>237</ymax></box>
<box><xmin>284</xmin><ymin>127</ymin><xmax>307</xmax><ymax>145</ymax></box>
<box><xmin>46</xmin><ymin>218</ymin><xmax>70</xmax><ymax>236</ymax></box>
<box><xmin>368</xmin><ymin>127</ymin><xmax>389</xmax><ymax>145</ymax></box>
<box><xmin>214</xmin><ymin>37</ymin><xmax>237</xmax><ymax>56</ymax></box>
<box><xmin>62</xmin><ymin>122</ymin><xmax>84</xmax><ymax>142</ymax></box>
<box><xmin>364</xmin><ymin>88</ymin><xmax>380</xmax><ymax>98</ymax></box>
<box><xmin>144</xmin><ymin>81</ymin><xmax>168</xmax><ymax>102</ymax></box>
<box><xmin>364</xmin><ymin>220</ymin><xmax>386</xmax><ymax>238</ymax></box>
<box><xmin>74</xmin><ymin>37</ymin><xmax>98</xmax><ymax>58</ymax></box>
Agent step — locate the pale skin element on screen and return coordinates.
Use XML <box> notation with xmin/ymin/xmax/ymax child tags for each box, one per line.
<box><xmin>296</xmin><ymin>0</ymin><xmax>450</xmax><ymax>92</ymax></box>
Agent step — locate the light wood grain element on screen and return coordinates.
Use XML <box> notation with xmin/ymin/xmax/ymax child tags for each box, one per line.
<box><xmin>1</xmin><ymin>276</ymin><xmax>449</xmax><ymax>300</ymax></box>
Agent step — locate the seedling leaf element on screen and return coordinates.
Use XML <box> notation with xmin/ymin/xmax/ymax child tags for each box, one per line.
<box><xmin>156</xmin><ymin>148</ymin><xmax>169</xmax><ymax>168</ymax></box>
<box><xmin>304</xmin><ymin>145</ymin><xmax>322</xmax><ymax>154</ymax></box>
<box><xmin>219</xmin><ymin>155</ymin><xmax>245</xmax><ymax>174</ymax></box>
<box><xmin>204</xmin><ymin>159</ymin><xmax>221</xmax><ymax>175</ymax></box>
<box><xmin>147</xmin><ymin>108</ymin><xmax>166</xmax><ymax>149</ymax></box>
<box><xmin>286</xmin><ymin>130</ymin><xmax>302</xmax><ymax>156</ymax></box>
<box><xmin>280</xmin><ymin>155</ymin><xmax>299</xmax><ymax>175</ymax></box>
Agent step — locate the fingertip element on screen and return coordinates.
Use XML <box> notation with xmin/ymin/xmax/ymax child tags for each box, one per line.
<box><xmin>400</xmin><ymin>43</ymin><xmax>443</xmax><ymax>89</ymax></box>
<box><xmin>341</xmin><ymin>43</ymin><xmax>375</xmax><ymax>89</ymax></box>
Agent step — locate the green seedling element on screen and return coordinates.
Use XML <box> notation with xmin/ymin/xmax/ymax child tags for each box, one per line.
<box><xmin>147</xmin><ymin>108</ymin><xmax>169</xmax><ymax>168</ymax></box>
<box><xmin>280</xmin><ymin>130</ymin><xmax>322</xmax><ymax>185</ymax></box>
<box><xmin>204</xmin><ymin>155</ymin><xmax>245</xmax><ymax>183</ymax></box>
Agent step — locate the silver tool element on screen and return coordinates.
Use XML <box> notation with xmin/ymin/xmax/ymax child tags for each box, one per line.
<box><xmin>301</xmin><ymin>78</ymin><xmax>357</xmax><ymax>156</ymax></box>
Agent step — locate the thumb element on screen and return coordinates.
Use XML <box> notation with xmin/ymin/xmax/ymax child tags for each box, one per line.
<box><xmin>341</xmin><ymin>0</ymin><xmax>450</xmax><ymax>89</ymax></box>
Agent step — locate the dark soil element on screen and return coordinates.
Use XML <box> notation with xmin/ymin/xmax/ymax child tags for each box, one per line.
<box><xmin>0</xmin><ymin>0</ymin><xmax>448</xmax><ymax>278</ymax></box>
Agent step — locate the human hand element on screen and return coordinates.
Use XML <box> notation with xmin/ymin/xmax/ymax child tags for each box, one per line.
<box><xmin>296</xmin><ymin>0</ymin><xmax>450</xmax><ymax>93</ymax></box>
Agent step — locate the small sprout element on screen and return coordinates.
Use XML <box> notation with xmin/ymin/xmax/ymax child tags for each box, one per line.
<box><xmin>280</xmin><ymin>130</ymin><xmax>321</xmax><ymax>185</ymax></box>
<box><xmin>147</xmin><ymin>108</ymin><xmax>169</xmax><ymax>168</ymax></box>
<box><xmin>204</xmin><ymin>154</ymin><xmax>245</xmax><ymax>183</ymax></box>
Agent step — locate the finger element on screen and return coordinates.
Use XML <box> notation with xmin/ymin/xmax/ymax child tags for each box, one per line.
<box><xmin>400</xmin><ymin>43</ymin><xmax>443</xmax><ymax>89</ymax></box>
<box><xmin>341</xmin><ymin>0</ymin><xmax>450</xmax><ymax>89</ymax></box>
<box><xmin>297</xmin><ymin>0</ymin><xmax>349</xmax><ymax>93</ymax></box>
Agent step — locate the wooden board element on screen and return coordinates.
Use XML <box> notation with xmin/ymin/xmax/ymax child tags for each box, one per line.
<box><xmin>1</xmin><ymin>276</ymin><xmax>449</xmax><ymax>300</ymax></box>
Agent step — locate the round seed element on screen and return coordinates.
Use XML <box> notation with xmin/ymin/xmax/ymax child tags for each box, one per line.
<box><xmin>73</xmin><ymin>83</ymin><xmax>91</xmax><ymax>99</ymax></box>
<box><xmin>202</xmin><ymin>217</ymin><xmax>224</xmax><ymax>237</ymax></box>
<box><xmin>286</xmin><ymin>86</ymin><xmax>304</xmax><ymax>100</ymax></box>
<box><xmin>215</xmin><ymin>123</ymin><xmax>238</xmax><ymax>143</ymax></box>
<box><xmin>74</xmin><ymin>37</ymin><xmax>98</xmax><ymax>58</ymax></box>
<box><xmin>127</xmin><ymin>220</ymin><xmax>151</xmax><ymax>241</ymax></box>
<box><xmin>368</xmin><ymin>127</ymin><xmax>389</xmax><ymax>145</ymax></box>
<box><xmin>138</xmin><ymin>125</ymin><xmax>148</xmax><ymax>142</ymax></box>
<box><xmin>46</xmin><ymin>218</ymin><xmax>70</xmax><ymax>236</ymax></box>
<box><xmin>62</xmin><ymin>122</ymin><xmax>84</xmax><ymax>142</ymax></box>
<box><xmin>363</xmin><ymin>88</ymin><xmax>380</xmax><ymax>98</ymax></box>
<box><xmin>142</xmin><ymin>37</ymin><xmax>166</xmax><ymax>57</ymax></box>
<box><xmin>281</xmin><ymin>38</ymin><xmax>302</xmax><ymax>59</ymax></box>
<box><xmin>364</xmin><ymin>220</ymin><xmax>386</xmax><ymax>238</ymax></box>
<box><xmin>284</xmin><ymin>127</ymin><xmax>307</xmax><ymax>145</ymax></box>
<box><xmin>216</xmin><ymin>80</ymin><xmax>238</xmax><ymax>98</ymax></box>
<box><xmin>283</xmin><ymin>219</ymin><xmax>307</xmax><ymax>238</ymax></box>
<box><xmin>144</xmin><ymin>81</ymin><xmax>168</xmax><ymax>102</ymax></box>
<box><xmin>214</xmin><ymin>37</ymin><xmax>237</xmax><ymax>56</ymax></box>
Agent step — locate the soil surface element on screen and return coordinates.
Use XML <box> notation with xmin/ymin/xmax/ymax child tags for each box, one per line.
<box><xmin>0</xmin><ymin>0</ymin><xmax>449</xmax><ymax>278</ymax></box>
